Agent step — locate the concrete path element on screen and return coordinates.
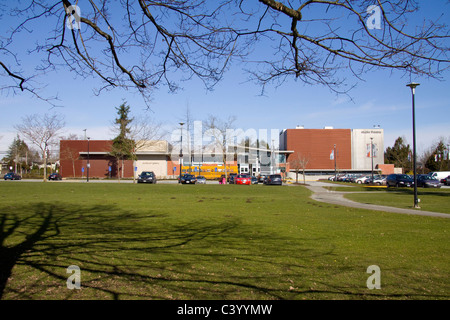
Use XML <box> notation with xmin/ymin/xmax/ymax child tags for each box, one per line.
<box><xmin>304</xmin><ymin>181</ymin><xmax>450</xmax><ymax>219</ymax></box>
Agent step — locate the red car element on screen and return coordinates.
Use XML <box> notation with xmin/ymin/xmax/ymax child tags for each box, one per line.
<box><xmin>442</xmin><ymin>175</ymin><xmax>450</xmax><ymax>186</ymax></box>
<box><xmin>235</xmin><ymin>174</ymin><xmax>251</xmax><ymax>185</ymax></box>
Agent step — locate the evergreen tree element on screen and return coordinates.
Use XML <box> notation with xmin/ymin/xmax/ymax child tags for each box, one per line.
<box><xmin>425</xmin><ymin>140</ymin><xmax>448</xmax><ymax>172</ymax></box>
<box><xmin>110</xmin><ymin>103</ymin><xmax>134</xmax><ymax>179</ymax></box>
<box><xmin>384</xmin><ymin>137</ymin><xmax>412</xmax><ymax>173</ymax></box>
<box><xmin>3</xmin><ymin>135</ymin><xmax>29</xmax><ymax>173</ymax></box>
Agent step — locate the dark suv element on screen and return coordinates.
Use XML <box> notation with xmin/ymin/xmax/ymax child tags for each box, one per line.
<box><xmin>264</xmin><ymin>174</ymin><xmax>282</xmax><ymax>185</ymax></box>
<box><xmin>3</xmin><ymin>172</ymin><xmax>21</xmax><ymax>180</ymax></box>
<box><xmin>179</xmin><ymin>174</ymin><xmax>197</xmax><ymax>184</ymax></box>
<box><xmin>386</xmin><ymin>174</ymin><xmax>414</xmax><ymax>188</ymax></box>
<box><xmin>138</xmin><ymin>171</ymin><xmax>157</xmax><ymax>184</ymax></box>
<box><xmin>48</xmin><ymin>173</ymin><xmax>62</xmax><ymax>180</ymax></box>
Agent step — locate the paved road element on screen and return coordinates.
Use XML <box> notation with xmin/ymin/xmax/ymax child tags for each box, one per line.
<box><xmin>304</xmin><ymin>181</ymin><xmax>449</xmax><ymax>219</ymax></box>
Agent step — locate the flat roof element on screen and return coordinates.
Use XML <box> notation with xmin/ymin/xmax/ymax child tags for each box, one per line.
<box><xmin>78</xmin><ymin>150</ymin><xmax>295</xmax><ymax>156</ymax></box>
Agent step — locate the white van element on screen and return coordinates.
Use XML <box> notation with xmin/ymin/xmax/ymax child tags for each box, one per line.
<box><xmin>429</xmin><ymin>171</ymin><xmax>450</xmax><ymax>182</ymax></box>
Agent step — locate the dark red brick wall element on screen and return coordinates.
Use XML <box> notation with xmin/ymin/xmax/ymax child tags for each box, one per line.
<box><xmin>284</xmin><ymin>129</ymin><xmax>352</xmax><ymax>170</ymax></box>
<box><xmin>60</xmin><ymin>140</ymin><xmax>133</xmax><ymax>178</ymax></box>
<box><xmin>377</xmin><ymin>164</ymin><xmax>394</xmax><ymax>175</ymax></box>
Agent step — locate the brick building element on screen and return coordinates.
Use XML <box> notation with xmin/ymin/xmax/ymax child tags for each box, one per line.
<box><xmin>59</xmin><ymin>140</ymin><xmax>177</xmax><ymax>179</ymax></box>
<box><xmin>280</xmin><ymin>127</ymin><xmax>352</xmax><ymax>170</ymax></box>
<box><xmin>279</xmin><ymin>126</ymin><xmax>386</xmax><ymax>177</ymax></box>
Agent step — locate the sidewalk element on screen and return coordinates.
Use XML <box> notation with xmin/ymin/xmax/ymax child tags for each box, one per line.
<box><xmin>304</xmin><ymin>181</ymin><xmax>449</xmax><ymax>219</ymax></box>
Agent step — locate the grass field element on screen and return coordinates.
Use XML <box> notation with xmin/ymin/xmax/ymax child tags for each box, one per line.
<box><xmin>326</xmin><ymin>184</ymin><xmax>450</xmax><ymax>214</ymax></box>
<box><xmin>0</xmin><ymin>181</ymin><xmax>448</xmax><ymax>300</ymax></box>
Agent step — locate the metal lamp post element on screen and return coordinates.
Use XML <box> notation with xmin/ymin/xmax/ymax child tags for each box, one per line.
<box><xmin>179</xmin><ymin>122</ymin><xmax>184</xmax><ymax>183</ymax></box>
<box><xmin>334</xmin><ymin>144</ymin><xmax>337</xmax><ymax>181</ymax></box>
<box><xmin>87</xmin><ymin>137</ymin><xmax>90</xmax><ymax>182</ymax></box>
<box><xmin>271</xmin><ymin>139</ymin><xmax>275</xmax><ymax>174</ymax></box>
<box><xmin>406</xmin><ymin>82</ymin><xmax>420</xmax><ymax>208</ymax></box>
<box><xmin>370</xmin><ymin>137</ymin><xmax>374</xmax><ymax>183</ymax></box>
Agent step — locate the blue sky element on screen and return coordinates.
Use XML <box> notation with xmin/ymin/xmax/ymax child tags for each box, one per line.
<box><xmin>1</xmin><ymin>1</ymin><xmax>449</xmax><ymax>156</ymax></box>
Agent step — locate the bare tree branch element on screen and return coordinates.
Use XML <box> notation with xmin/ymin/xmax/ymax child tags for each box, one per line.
<box><xmin>1</xmin><ymin>0</ymin><xmax>449</xmax><ymax>104</ymax></box>
<box><xmin>14</xmin><ymin>113</ymin><xmax>65</xmax><ymax>182</ymax></box>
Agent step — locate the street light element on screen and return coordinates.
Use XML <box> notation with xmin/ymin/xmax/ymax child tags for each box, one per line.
<box><xmin>406</xmin><ymin>82</ymin><xmax>420</xmax><ymax>208</ymax></box>
<box><xmin>271</xmin><ymin>139</ymin><xmax>275</xmax><ymax>174</ymax></box>
<box><xmin>370</xmin><ymin>137</ymin><xmax>374</xmax><ymax>183</ymax></box>
<box><xmin>334</xmin><ymin>144</ymin><xmax>337</xmax><ymax>181</ymax></box>
<box><xmin>447</xmin><ymin>144</ymin><xmax>450</xmax><ymax>170</ymax></box>
<box><xmin>179</xmin><ymin>122</ymin><xmax>184</xmax><ymax>183</ymax></box>
<box><xmin>87</xmin><ymin>137</ymin><xmax>90</xmax><ymax>182</ymax></box>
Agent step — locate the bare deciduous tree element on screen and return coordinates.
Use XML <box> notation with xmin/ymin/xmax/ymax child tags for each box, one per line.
<box><xmin>15</xmin><ymin>113</ymin><xmax>65</xmax><ymax>181</ymax></box>
<box><xmin>203</xmin><ymin>115</ymin><xmax>237</xmax><ymax>183</ymax></box>
<box><xmin>128</xmin><ymin>115</ymin><xmax>164</xmax><ymax>183</ymax></box>
<box><xmin>290</xmin><ymin>152</ymin><xmax>310</xmax><ymax>184</ymax></box>
<box><xmin>1</xmin><ymin>1</ymin><xmax>448</xmax><ymax>105</ymax></box>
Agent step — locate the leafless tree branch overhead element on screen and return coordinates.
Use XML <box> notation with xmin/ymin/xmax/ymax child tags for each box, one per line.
<box><xmin>0</xmin><ymin>0</ymin><xmax>449</xmax><ymax>103</ymax></box>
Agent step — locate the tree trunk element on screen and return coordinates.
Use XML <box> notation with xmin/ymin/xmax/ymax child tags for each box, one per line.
<box><xmin>133</xmin><ymin>158</ymin><xmax>136</xmax><ymax>184</ymax></box>
<box><xmin>43</xmin><ymin>153</ymin><xmax>47</xmax><ymax>182</ymax></box>
<box><xmin>223</xmin><ymin>154</ymin><xmax>227</xmax><ymax>184</ymax></box>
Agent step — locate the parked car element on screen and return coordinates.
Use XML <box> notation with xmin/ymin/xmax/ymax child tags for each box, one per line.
<box><xmin>355</xmin><ymin>175</ymin><xmax>371</xmax><ymax>184</ymax></box>
<box><xmin>428</xmin><ymin>171</ymin><xmax>450</xmax><ymax>183</ymax></box>
<box><xmin>337</xmin><ymin>174</ymin><xmax>355</xmax><ymax>182</ymax></box>
<box><xmin>347</xmin><ymin>174</ymin><xmax>361</xmax><ymax>183</ymax></box>
<box><xmin>179</xmin><ymin>174</ymin><xmax>197</xmax><ymax>184</ymax></box>
<box><xmin>235</xmin><ymin>174</ymin><xmax>252</xmax><ymax>185</ymax></box>
<box><xmin>386</xmin><ymin>174</ymin><xmax>414</xmax><ymax>188</ymax></box>
<box><xmin>228</xmin><ymin>173</ymin><xmax>237</xmax><ymax>184</ymax></box>
<box><xmin>3</xmin><ymin>172</ymin><xmax>21</xmax><ymax>180</ymax></box>
<box><xmin>364</xmin><ymin>175</ymin><xmax>386</xmax><ymax>185</ymax></box>
<box><xmin>258</xmin><ymin>174</ymin><xmax>268</xmax><ymax>183</ymax></box>
<box><xmin>373</xmin><ymin>175</ymin><xmax>387</xmax><ymax>185</ymax></box>
<box><xmin>416</xmin><ymin>174</ymin><xmax>442</xmax><ymax>188</ymax></box>
<box><xmin>328</xmin><ymin>174</ymin><xmax>344</xmax><ymax>181</ymax></box>
<box><xmin>264</xmin><ymin>174</ymin><xmax>282</xmax><ymax>185</ymax></box>
<box><xmin>48</xmin><ymin>173</ymin><xmax>62</xmax><ymax>180</ymax></box>
<box><xmin>442</xmin><ymin>175</ymin><xmax>450</xmax><ymax>186</ymax></box>
<box><xmin>138</xmin><ymin>171</ymin><xmax>157</xmax><ymax>184</ymax></box>
<box><xmin>251</xmin><ymin>176</ymin><xmax>258</xmax><ymax>184</ymax></box>
<box><xmin>196</xmin><ymin>175</ymin><xmax>207</xmax><ymax>184</ymax></box>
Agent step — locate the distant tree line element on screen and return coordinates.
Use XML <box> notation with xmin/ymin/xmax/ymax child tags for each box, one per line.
<box><xmin>385</xmin><ymin>136</ymin><xmax>450</xmax><ymax>174</ymax></box>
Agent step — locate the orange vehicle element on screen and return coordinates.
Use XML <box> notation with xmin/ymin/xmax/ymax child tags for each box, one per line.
<box><xmin>181</xmin><ymin>164</ymin><xmax>238</xmax><ymax>180</ymax></box>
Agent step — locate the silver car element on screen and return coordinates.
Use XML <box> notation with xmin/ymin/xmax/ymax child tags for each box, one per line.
<box><xmin>196</xmin><ymin>175</ymin><xmax>207</xmax><ymax>184</ymax></box>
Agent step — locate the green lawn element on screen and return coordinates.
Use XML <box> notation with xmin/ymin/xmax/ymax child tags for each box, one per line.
<box><xmin>328</xmin><ymin>185</ymin><xmax>450</xmax><ymax>214</ymax></box>
<box><xmin>0</xmin><ymin>182</ymin><xmax>448</xmax><ymax>300</ymax></box>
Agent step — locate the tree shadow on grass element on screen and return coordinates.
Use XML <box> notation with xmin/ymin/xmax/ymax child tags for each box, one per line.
<box><xmin>1</xmin><ymin>202</ymin><xmax>447</xmax><ymax>300</ymax></box>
